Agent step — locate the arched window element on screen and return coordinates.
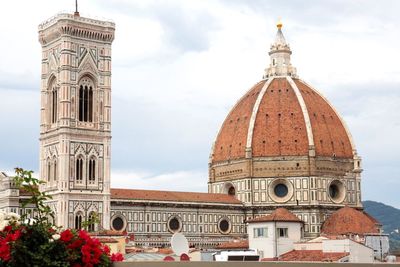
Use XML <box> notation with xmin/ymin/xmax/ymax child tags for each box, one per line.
<box><xmin>53</xmin><ymin>159</ymin><xmax>57</xmax><ymax>181</ymax></box>
<box><xmin>88</xmin><ymin>212</ymin><xmax>96</xmax><ymax>232</ymax></box>
<box><xmin>75</xmin><ymin>212</ymin><xmax>83</xmax><ymax>229</ymax></box>
<box><xmin>50</xmin><ymin>80</ymin><xmax>58</xmax><ymax>124</ymax></box>
<box><xmin>78</xmin><ymin>78</ymin><xmax>94</xmax><ymax>122</ymax></box>
<box><xmin>88</xmin><ymin>157</ymin><xmax>96</xmax><ymax>184</ymax></box>
<box><xmin>76</xmin><ymin>157</ymin><xmax>83</xmax><ymax>183</ymax></box>
<box><xmin>47</xmin><ymin>161</ymin><xmax>52</xmax><ymax>182</ymax></box>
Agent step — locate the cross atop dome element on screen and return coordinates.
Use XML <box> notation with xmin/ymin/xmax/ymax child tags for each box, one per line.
<box><xmin>264</xmin><ymin>21</ymin><xmax>297</xmax><ymax>79</ymax></box>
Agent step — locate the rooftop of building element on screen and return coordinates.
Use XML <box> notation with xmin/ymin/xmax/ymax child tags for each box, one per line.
<box><xmin>215</xmin><ymin>240</ymin><xmax>249</xmax><ymax>250</ymax></box>
<box><xmin>321</xmin><ymin>206</ymin><xmax>380</xmax><ymax>236</ymax></box>
<box><xmin>110</xmin><ymin>188</ymin><xmax>243</xmax><ymax>205</ymax></box>
<box><xmin>278</xmin><ymin>250</ymin><xmax>349</xmax><ymax>262</ymax></box>
<box><xmin>246</xmin><ymin>208</ymin><xmax>302</xmax><ymax>223</ymax></box>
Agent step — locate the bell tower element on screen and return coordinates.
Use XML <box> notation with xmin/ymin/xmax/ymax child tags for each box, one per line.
<box><xmin>38</xmin><ymin>12</ymin><xmax>115</xmax><ymax>230</ymax></box>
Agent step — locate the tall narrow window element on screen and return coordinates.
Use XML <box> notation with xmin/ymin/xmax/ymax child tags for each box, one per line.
<box><xmin>75</xmin><ymin>213</ymin><xmax>83</xmax><ymax>229</ymax></box>
<box><xmin>76</xmin><ymin>157</ymin><xmax>83</xmax><ymax>182</ymax></box>
<box><xmin>79</xmin><ymin>85</ymin><xmax>84</xmax><ymax>121</ymax></box>
<box><xmin>88</xmin><ymin>158</ymin><xmax>96</xmax><ymax>183</ymax></box>
<box><xmin>84</xmin><ymin>86</ymin><xmax>89</xmax><ymax>121</ymax></box>
<box><xmin>47</xmin><ymin>162</ymin><xmax>51</xmax><ymax>182</ymax></box>
<box><xmin>78</xmin><ymin>78</ymin><xmax>94</xmax><ymax>123</ymax></box>
<box><xmin>53</xmin><ymin>160</ymin><xmax>57</xmax><ymax>181</ymax></box>
<box><xmin>51</xmin><ymin>88</ymin><xmax>58</xmax><ymax>123</ymax></box>
<box><xmin>89</xmin><ymin>87</ymin><xmax>93</xmax><ymax>122</ymax></box>
<box><xmin>88</xmin><ymin>212</ymin><xmax>96</xmax><ymax>232</ymax></box>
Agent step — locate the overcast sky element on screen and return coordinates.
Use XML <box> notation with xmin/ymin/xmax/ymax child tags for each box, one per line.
<box><xmin>0</xmin><ymin>0</ymin><xmax>399</xmax><ymax>208</ymax></box>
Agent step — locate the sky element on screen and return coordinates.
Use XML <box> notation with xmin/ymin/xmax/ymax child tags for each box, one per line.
<box><xmin>0</xmin><ymin>0</ymin><xmax>399</xmax><ymax>207</ymax></box>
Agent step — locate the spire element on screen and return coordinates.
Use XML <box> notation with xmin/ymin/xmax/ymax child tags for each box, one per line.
<box><xmin>74</xmin><ymin>0</ymin><xmax>80</xmax><ymax>17</ymax></box>
<box><xmin>264</xmin><ymin>21</ymin><xmax>297</xmax><ymax>79</ymax></box>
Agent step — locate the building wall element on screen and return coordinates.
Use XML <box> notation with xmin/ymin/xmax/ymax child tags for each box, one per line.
<box><xmin>247</xmin><ymin>221</ymin><xmax>302</xmax><ymax>258</ymax></box>
<box><xmin>111</xmin><ymin>201</ymin><xmax>246</xmax><ymax>248</ymax></box>
<box><xmin>322</xmin><ymin>239</ymin><xmax>374</xmax><ymax>263</ymax></box>
<box><xmin>293</xmin><ymin>241</ymin><xmax>323</xmax><ymax>251</ymax></box>
<box><xmin>210</xmin><ymin>160</ymin><xmax>361</xmax><ymax>239</ymax></box>
<box><xmin>365</xmin><ymin>235</ymin><xmax>390</xmax><ymax>260</ymax></box>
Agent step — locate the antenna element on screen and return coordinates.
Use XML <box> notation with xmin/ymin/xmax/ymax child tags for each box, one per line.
<box><xmin>171</xmin><ymin>233</ymin><xmax>189</xmax><ymax>257</ymax></box>
<box><xmin>74</xmin><ymin>0</ymin><xmax>80</xmax><ymax>16</ymax></box>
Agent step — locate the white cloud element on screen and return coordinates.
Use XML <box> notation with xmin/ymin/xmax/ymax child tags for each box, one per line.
<box><xmin>111</xmin><ymin>169</ymin><xmax>207</xmax><ymax>192</ymax></box>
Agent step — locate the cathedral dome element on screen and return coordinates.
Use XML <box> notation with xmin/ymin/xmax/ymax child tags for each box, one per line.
<box><xmin>210</xmin><ymin>23</ymin><xmax>356</xmax><ymax>167</ymax></box>
<box><xmin>210</xmin><ymin>77</ymin><xmax>354</xmax><ymax>163</ymax></box>
<box><xmin>208</xmin><ymin>23</ymin><xmax>363</xmax><ymax>230</ymax></box>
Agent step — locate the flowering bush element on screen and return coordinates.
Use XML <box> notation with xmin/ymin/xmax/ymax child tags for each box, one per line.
<box><xmin>0</xmin><ymin>168</ymin><xmax>123</xmax><ymax>267</ymax></box>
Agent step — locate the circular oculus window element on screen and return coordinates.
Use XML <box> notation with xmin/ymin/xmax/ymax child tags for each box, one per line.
<box><xmin>218</xmin><ymin>218</ymin><xmax>231</xmax><ymax>234</ymax></box>
<box><xmin>274</xmin><ymin>183</ymin><xmax>288</xmax><ymax>197</ymax></box>
<box><xmin>269</xmin><ymin>178</ymin><xmax>293</xmax><ymax>203</ymax></box>
<box><xmin>223</xmin><ymin>182</ymin><xmax>236</xmax><ymax>197</ymax></box>
<box><xmin>111</xmin><ymin>216</ymin><xmax>125</xmax><ymax>231</ymax></box>
<box><xmin>328</xmin><ymin>180</ymin><xmax>346</xmax><ymax>203</ymax></box>
<box><xmin>228</xmin><ymin>186</ymin><xmax>236</xmax><ymax>196</ymax></box>
<box><xmin>167</xmin><ymin>216</ymin><xmax>182</xmax><ymax>233</ymax></box>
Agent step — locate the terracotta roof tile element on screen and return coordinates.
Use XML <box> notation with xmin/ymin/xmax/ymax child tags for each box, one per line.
<box><xmin>212</xmin><ymin>81</ymin><xmax>265</xmax><ymax>162</ymax></box>
<box><xmin>294</xmin><ymin>79</ymin><xmax>353</xmax><ymax>158</ymax></box>
<box><xmin>252</xmin><ymin>78</ymin><xmax>308</xmax><ymax>157</ymax></box>
<box><xmin>111</xmin><ymin>188</ymin><xmax>242</xmax><ymax>205</ymax></box>
<box><xmin>279</xmin><ymin>250</ymin><xmax>349</xmax><ymax>262</ymax></box>
<box><xmin>216</xmin><ymin>240</ymin><xmax>249</xmax><ymax>249</ymax></box>
<box><xmin>247</xmin><ymin>208</ymin><xmax>302</xmax><ymax>223</ymax></box>
<box><xmin>321</xmin><ymin>206</ymin><xmax>380</xmax><ymax>235</ymax></box>
<box><xmin>158</xmin><ymin>248</ymin><xmax>174</xmax><ymax>255</ymax></box>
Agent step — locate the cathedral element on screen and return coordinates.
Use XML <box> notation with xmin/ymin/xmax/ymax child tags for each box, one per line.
<box><xmin>0</xmin><ymin>10</ymin><xmax>366</xmax><ymax>248</ymax></box>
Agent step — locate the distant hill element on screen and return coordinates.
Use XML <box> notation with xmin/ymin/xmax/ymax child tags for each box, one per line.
<box><xmin>363</xmin><ymin>200</ymin><xmax>400</xmax><ymax>253</ymax></box>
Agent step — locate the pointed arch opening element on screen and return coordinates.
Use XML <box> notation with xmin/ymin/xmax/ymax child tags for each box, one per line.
<box><xmin>88</xmin><ymin>156</ymin><xmax>96</xmax><ymax>184</ymax></box>
<box><xmin>88</xmin><ymin>211</ymin><xmax>96</xmax><ymax>232</ymax></box>
<box><xmin>48</xmin><ymin>77</ymin><xmax>58</xmax><ymax>124</ymax></box>
<box><xmin>47</xmin><ymin>160</ymin><xmax>52</xmax><ymax>182</ymax></box>
<box><xmin>53</xmin><ymin>158</ymin><xmax>57</xmax><ymax>182</ymax></box>
<box><xmin>75</xmin><ymin>156</ymin><xmax>84</xmax><ymax>183</ymax></box>
<box><xmin>75</xmin><ymin>212</ymin><xmax>83</xmax><ymax>230</ymax></box>
<box><xmin>78</xmin><ymin>77</ymin><xmax>95</xmax><ymax>123</ymax></box>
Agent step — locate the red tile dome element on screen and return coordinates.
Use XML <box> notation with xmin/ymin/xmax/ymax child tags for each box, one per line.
<box><xmin>211</xmin><ymin>77</ymin><xmax>355</xmax><ymax>163</ymax></box>
<box><xmin>321</xmin><ymin>207</ymin><xmax>380</xmax><ymax>235</ymax></box>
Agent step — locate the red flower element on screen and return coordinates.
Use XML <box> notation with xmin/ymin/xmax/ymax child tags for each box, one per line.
<box><xmin>78</xmin><ymin>230</ymin><xmax>90</xmax><ymax>241</ymax></box>
<box><xmin>103</xmin><ymin>245</ymin><xmax>110</xmax><ymax>255</ymax></box>
<box><xmin>80</xmin><ymin>237</ymin><xmax>103</xmax><ymax>266</ymax></box>
<box><xmin>0</xmin><ymin>240</ymin><xmax>11</xmax><ymax>261</ymax></box>
<box><xmin>0</xmin><ymin>229</ymin><xmax>22</xmax><ymax>261</ymax></box>
<box><xmin>60</xmin><ymin>229</ymin><xmax>74</xmax><ymax>243</ymax></box>
<box><xmin>68</xmin><ymin>238</ymin><xmax>83</xmax><ymax>250</ymax></box>
<box><xmin>3</xmin><ymin>226</ymin><xmax>12</xmax><ymax>233</ymax></box>
<box><xmin>111</xmin><ymin>253</ymin><xmax>124</xmax><ymax>262</ymax></box>
<box><xmin>9</xmin><ymin>230</ymin><xmax>21</xmax><ymax>241</ymax></box>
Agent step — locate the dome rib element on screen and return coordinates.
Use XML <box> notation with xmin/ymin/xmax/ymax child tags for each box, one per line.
<box><xmin>251</xmin><ymin>77</ymin><xmax>309</xmax><ymax>156</ymax></box>
<box><xmin>211</xmin><ymin>81</ymin><xmax>266</xmax><ymax>162</ymax></box>
<box><xmin>294</xmin><ymin>79</ymin><xmax>354</xmax><ymax>158</ymax></box>
<box><xmin>297</xmin><ymin>79</ymin><xmax>356</xmax><ymax>156</ymax></box>
<box><xmin>245</xmin><ymin>78</ymin><xmax>274</xmax><ymax>152</ymax></box>
<box><xmin>287</xmin><ymin>76</ymin><xmax>314</xmax><ymax>154</ymax></box>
